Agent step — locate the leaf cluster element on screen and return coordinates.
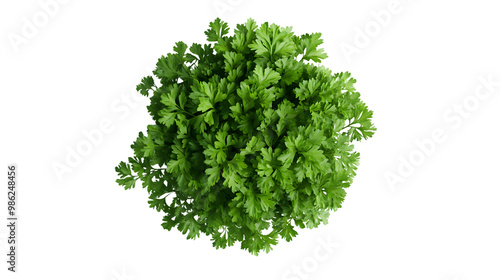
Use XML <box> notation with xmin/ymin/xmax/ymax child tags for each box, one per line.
<box><xmin>116</xmin><ymin>18</ymin><xmax>376</xmax><ymax>255</ymax></box>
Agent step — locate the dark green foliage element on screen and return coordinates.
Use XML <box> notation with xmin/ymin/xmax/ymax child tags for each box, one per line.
<box><xmin>115</xmin><ymin>18</ymin><xmax>375</xmax><ymax>255</ymax></box>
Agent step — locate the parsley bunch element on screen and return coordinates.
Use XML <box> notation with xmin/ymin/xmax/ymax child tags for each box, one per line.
<box><xmin>116</xmin><ymin>18</ymin><xmax>375</xmax><ymax>255</ymax></box>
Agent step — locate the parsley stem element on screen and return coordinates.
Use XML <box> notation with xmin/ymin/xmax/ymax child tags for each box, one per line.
<box><xmin>181</xmin><ymin>109</ymin><xmax>195</xmax><ymax>117</ymax></box>
<box><xmin>342</xmin><ymin>120</ymin><xmax>353</xmax><ymax>130</ymax></box>
<box><xmin>175</xmin><ymin>104</ymin><xmax>195</xmax><ymax>117</ymax></box>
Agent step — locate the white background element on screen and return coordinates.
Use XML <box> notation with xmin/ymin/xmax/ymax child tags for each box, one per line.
<box><xmin>1</xmin><ymin>0</ymin><xmax>500</xmax><ymax>279</ymax></box>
